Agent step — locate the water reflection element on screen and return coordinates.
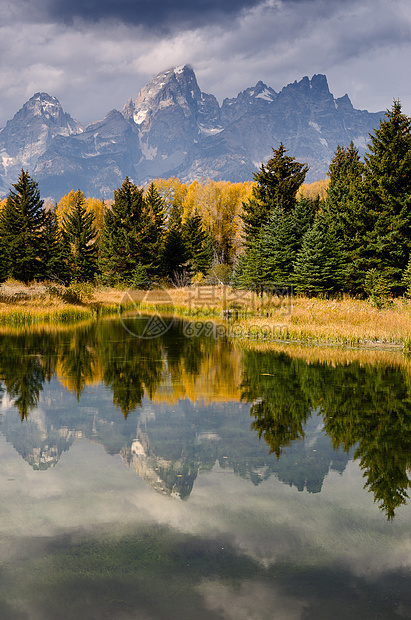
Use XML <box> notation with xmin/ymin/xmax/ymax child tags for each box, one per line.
<box><xmin>0</xmin><ymin>317</ymin><xmax>411</xmax><ymax>519</ymax></box>
<box><xmin>242</xmin><ymin>348</ymin><xmax>411</xmax><ymax>519</ymax></box>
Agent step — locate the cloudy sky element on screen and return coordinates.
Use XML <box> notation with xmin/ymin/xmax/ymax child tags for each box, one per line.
<box><xmin>0</xmin><ymin>0</ymin><xmax>410</xmax><ymax>127</ymax></box>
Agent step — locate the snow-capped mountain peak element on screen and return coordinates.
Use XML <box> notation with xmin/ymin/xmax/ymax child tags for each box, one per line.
<box><xmin>0</xmin><ymin>67</ymin><xmax>384</xmax><ymax>200</ymax></box>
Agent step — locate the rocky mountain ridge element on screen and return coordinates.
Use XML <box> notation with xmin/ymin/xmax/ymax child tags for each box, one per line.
<box><xmin>0</xmin><ymin>66</ymin><xmax>384</xmax><ymax>199</ymax></box>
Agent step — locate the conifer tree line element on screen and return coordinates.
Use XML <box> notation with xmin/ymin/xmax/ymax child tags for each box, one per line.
<box><xmin>0</xmin><ymin>100</ymin><xmax>410</xmax><ymax>297</ymax></box>
<box><xmin>235</xmin><ymin>100</ymin><xmax>411</xmax><ymax>297</ymax></box>
<box><xmin>0</xmin><ymin>175</ymin><xmax>216</xmax><ymax>286</ymax></box>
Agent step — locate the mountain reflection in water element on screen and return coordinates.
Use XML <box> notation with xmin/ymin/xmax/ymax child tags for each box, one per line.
<box><xmin>0</xmin><ymin>317</ymin><xmax>411</xmax><ymax>519</ymax></box>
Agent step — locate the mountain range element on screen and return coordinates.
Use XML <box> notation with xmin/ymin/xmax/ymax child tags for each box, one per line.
<box><xmin>0</xmin><ymin>65</ymin><xmax>384</xmax><ymax>200</ymax></box>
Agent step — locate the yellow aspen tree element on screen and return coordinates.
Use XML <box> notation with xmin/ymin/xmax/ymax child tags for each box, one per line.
<box><xmin>56</xmin><ymin>190</ymin><xmax>86</xmax><ymax>229</ymax></box>
<box><xmin>85</xmin><ymin>197</ymin><xmax>106</xmax><ymax>237</ymax></box>
<box><xmin>152</xmin><ymin>177</ymin><xmax>188</xmax><ymax>221</ymax></box>
<box><xmin>298</xmin><ymin>179</ymin><xmax>329</xmax><ymax>201</ymax></box>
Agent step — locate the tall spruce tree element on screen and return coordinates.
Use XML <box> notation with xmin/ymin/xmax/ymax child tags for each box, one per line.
<box><xmin>232</xmin><ymin>237</ymin><xmax>265</xmax><ymax>288</ymax></box>
<box><xmin>143</xmin><ymin>182</ymin><xmax>166</xmax><ymax>277</ymax></box>
<box><xmin>327</xmin><ymin>142</ymin><xmax>363</xmax><ymax>193</ymax></box>
<box><xmin>0</xmin><ymin>252</ymin><xmax>7</xmax><ymax>284</ymax></box>
<box><xmin>0</xmin><ymin>223</ymin><xmax>8</xmax><ymax>283</ymax></box>
<box><xmin>260</xmin><ymin>206</ymin><xmax>298</xmax><ymax>283</ymax></box>
<box><xmin>42</xmin><ymin>207</ymin><xmax>69</xmax><ymax>283</ymax></box>
<box><xmin>99</xmin><ymin>177</ymin><xmax>142</xmax><ymax>284</ymax></box>
<box><xmin>0</xmin><ymin>170</ymin><xmax>46</xmax><ymax>283</ymax></box>
<box><xmin>261</xmin><ymin>197</ymin><xmax>318</xmax><ymax>283</ymax></box>
<box><xmin>238</xmin><ymin>144</ymin><xmax>308</xmax><ymax>288</ymax></box>
<box><xmin>99</xmin><ymin>177</ymin><xmax>163</xmax><ymax>285</ymax></box>
<box><xmin>293</xmin><ymin>213</ymin><xmax>344</xmax><ymax>296</ymax></box>
<box><xmin>352</xmin><ymin>101</ymin><xmax>411</xmax><ymax>293</ymax></box>
<box><xmin>323</xmin><ymin>143</ymin><xmax>363</xmax><ymax>292</ymax></box>
<box><xmin>241</xmin><ymin>143</ymin><xmax>308</xmax><ymax>248</ymax></box>
<box><xmin>61</xmin><ymin>190</ymin><xmax>98</xmax><ymax>282</ymax></box>
<box><xmin>182</xmin><ymin>212</ymin><xmax>213</xmax><ymax>275</ymax></box>
<box><xmin>162</xmin><ymin>204</ymin><xmax>188</xmax><ymax>282</ymax></box>
<box><xmin>325</xmin><ymin>141</ymin><xmax>364</xmax><ymax>242</ymax></box>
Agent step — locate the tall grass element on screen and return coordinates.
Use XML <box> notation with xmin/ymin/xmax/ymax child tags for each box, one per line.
<box><xmin>0</xmin><ymin>306</ymin><xmax>96</xmax><ymax>326</ymax></box>
<box><xmin>237</xmin><ymin>339</ymin><xmax>407</xmax><ymax>368</ymax></box>
<box><xmin>0</xmin><ymin>280</ymin><xmax>140</xmax><ymax>327</ymax></box>
<box><xmin>119</xmin><ymin>287</ymin><xmax>411</xmax><ymax>348</ymax></box>
<box><xmin>2</xmin><ymin>280</ymin><xmax>411</xmax><ymax>351</ymax></box>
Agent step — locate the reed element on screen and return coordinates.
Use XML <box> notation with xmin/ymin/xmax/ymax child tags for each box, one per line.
<box><xmin>237</xmin><ymin>339</ymin><xmax>407</xmax><ymax>368</ymax></box>
<box><xmin>2</xmin><ymin>280</ymin><xmax>411</xmax><ymax>351</ymax></box>
<box><xmin>0</xmin><ymin>280</ymin><xmax>141</xmax><ymax>327</ymax></box>
<box><xmin>0</xmin><ymin>305</ymin><xmax>96</xmax><ymax>326</ymax></box>
<box><xmin>122</xmin><ymin>287</ymin><xmax>411</xmax><ymax>348</ymax></box>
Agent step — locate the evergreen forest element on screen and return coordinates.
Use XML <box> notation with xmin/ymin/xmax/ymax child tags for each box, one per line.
<box><xmin>0</xmin><ymin>100</ymin><xmax>410</xmax><ymax>299</ymax></box>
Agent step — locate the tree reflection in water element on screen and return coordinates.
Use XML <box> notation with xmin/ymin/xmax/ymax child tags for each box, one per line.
<box><xmin>0</xmin><ymin>319</ymin><xmax>411</xmax><ymax>518</ymax></box>
<box><xmin>242</xmin><ymin>349</ymin><xmax>411</xmax><ymax>519</ymax></box>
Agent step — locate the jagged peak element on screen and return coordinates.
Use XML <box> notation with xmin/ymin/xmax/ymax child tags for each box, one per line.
<box><xmin>335</xmin><ymin>93</ymin><xmax>354</xmax><ymax>110</ymax></box>
<box><xmin>105</xmin><ymin>108</ymin><xmax>124</xmax><ymax>119</ymax></box>
<box><xmin>128</xmin><ymin>64</ymin><xmax>203</xmax><ymax>126</ymax></box>
<box><xmin>1</xmin><ymin>91</ymin><xmax>83</xmax><ymax>135</ymax></box>
<box><xmin>304</xmin><ymin>74</ymin><xmax>328</xmax><ymax>89</ymax></box>
<box><xmin>310</xmin><ymin>74</ymin><xmax>330</xmax><ymax>92</ymax></box>
<box><xmin>279</xmin><ymin>74</ymin><xmax>332</xmax><ymax>99</ymax></box>
<box><xmin>252</xmin><ymin>81</ymin><xmax>277</xmax><ymax>101</ymax></box>
<box><xmin>30</xmin><ymin>92</ymin><xmax>60</xmax><ymax>102</ymax></box>
<box><xmin>173</xmin><ymin>64</ymin><xmax>195</xmax><ymax>79</ymax></box>
<box><xmin>222</xmin><ymin>80</ymin><xmax>277</xmax><ymax>107</ymax></box>
<box><xmin>21</xmin><ymin>92</ymin><xmax>63</xmax><ymax>118</ymax></box>
<box><xmin>121</xmin><ymin>97</ymin><xmax>135</xmax><ymax>121</ymax></box>
<box><xmin>140</xmin><ymin>64</ymin><xmax>197</xmax><ymax>94</ymax></box>
<box><xmin>84</xmin><ymin>108</ymin><xmax>127</xmax><ymax>132</ymax></box>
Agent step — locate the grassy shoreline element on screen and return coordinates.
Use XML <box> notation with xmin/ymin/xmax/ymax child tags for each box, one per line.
<box><xmin>1</xmin><ymin>281</ymin><xmax>411</xmax><ymax>353</ymax></box>
<box><xmin>121</xmin><ymin>286</ymin><xmax>411</xmax><ymax>351</ymax></box>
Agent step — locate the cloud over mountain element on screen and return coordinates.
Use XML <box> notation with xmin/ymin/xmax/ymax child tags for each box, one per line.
<box><xmin>0</xmin><ymin>66</ymin><xmax>384</xmax><ymax>199</ymax></box>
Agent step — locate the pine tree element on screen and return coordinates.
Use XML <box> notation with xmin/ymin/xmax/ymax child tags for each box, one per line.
<box><xmin>323</xmin><ymin>143</ymin><xmax>363</xmax><ymax>293</ymax></box>
<box><xmin>144</xmin><ymin>182</ymin><xmax>166</xmax><ymax>231</ymax></box>
<box><xmin>261</xmin><ymin>207</ymin><xmax>298</xmax><ymax>283</ymax></box>
<box><xmin>291</xmin><ymin>197</ymin><xmax>319</xmax><ymax>237</ymax></box>
<box><xmin>327</xmin><ymin>142</ymin><xmax>363</xmax><ymax>192</ymax></box>
<box><xmin>261</xmin><ymin>197</ymin><xmax>318</xmax><ymax>283</ymax></box>
<box><xmin>353</xmin><ymin>101</ymin><xmax>411</xmax><ymax>293</ymax></box>
<box><xmin>61</xmin><ymin>190</ymin><xmax>98</xmax><ymax>282</ymax></box>
<box><xmin>293</xmin><ymin>213</ymin><xmax>344</xmax><ymax>296</ymax></box>
<box><xmin>232</xmin><ymin>238</ymin><xmax>265</xmax><ymax>289</ymax></box>
<box><xmin>182</xmin><ymin>212</ymin><xmax>213</xmax><ymax>275</ymax></box>
<box><xmin>99</xmin><ymin>178</ymin><xmax>142</xmax><ymax>285</ymax></box>
<box><xmin>162</xmin><ymin>208</ymin><xmax>189</xmax><ymax>283</ymax></box>
<box><xmin>402</xmin><ymin>257</ymin><xmax>411</xmax><ymax>298</ymax></box>
<box><xmin>99</xmin><ymin>177</ymin><xmax>162</xmax><ymax>285</ymax></box>
<box><xmin>0</xmin><ymin>170</ymin><xmax>46</xmax><ymax>283</ymax></box>
<box><xmin>0</xmin><ymin>252</ymin><xmax>7</xmax><ymax>284</ymax></box>
<box><xmin>241</xmin><ymin>143</ymin><xmax>308</xmax><ymax>247</ymax></box>
<box><xmin>143</xmin><ymin>182</ymin><xmax>166</xmax><ymax>277</ymax></box>
<box><xmin>237</xmin><ymin>145</ymin><xmax>308</xmax><ymax>289</ymax></box>
<box><xmin>0</xmin><ymin>229</ymin><xmax>8</xmax><ymax>283</ymax></box>
<box><xmin>42</xmin><ymin>207</ymin><xmax>69</xmax><ymax>283</ymax></box>
<box><xmin>325</xmin><ymin>142</ymin><xmax>363</xmax><ymax>245</ymax></box>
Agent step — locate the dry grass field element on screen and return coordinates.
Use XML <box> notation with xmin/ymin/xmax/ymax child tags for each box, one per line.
<box><xmin>125</xmin><ymin>285</ymin><xmax>411</xmax><ymax>348</ymax></box>
<box><xmin>1</xmin><ymin>280</ymin><xmax>411</xmax><ymax>351</ymax></box>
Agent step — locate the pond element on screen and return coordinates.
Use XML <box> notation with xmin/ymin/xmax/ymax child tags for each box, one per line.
<box><xmin>0</xmin><ymin>315</ymin><xmax>411</xmax><ymax>619</ymax></box>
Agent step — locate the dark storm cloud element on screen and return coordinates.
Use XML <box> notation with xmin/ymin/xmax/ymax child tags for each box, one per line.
<box><xmin>43</xmin><ymin>0</ymin><xmax>264</xmax><ymax>30</ymax></box>
<box><xmin>0</xmin><ymin>0</ymin><xmax>409</xmax><ymax>126</ymax></box>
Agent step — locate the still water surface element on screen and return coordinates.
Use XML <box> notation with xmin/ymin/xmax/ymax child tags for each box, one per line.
<box><xmin>0</xmin><ymin>316</ymin><xmax>411</xmax><ymax>619</ymax></box>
